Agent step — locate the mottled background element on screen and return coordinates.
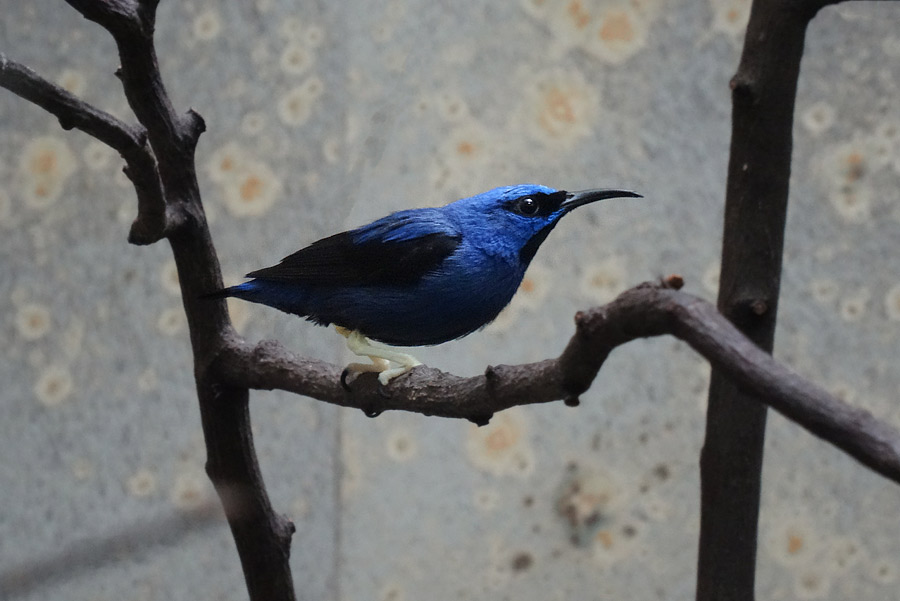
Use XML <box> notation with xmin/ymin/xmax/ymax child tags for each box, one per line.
<box><xmin>1</xmin><ymin>1</ymin><xmax>899</xmax><ymax>600</ymax></box>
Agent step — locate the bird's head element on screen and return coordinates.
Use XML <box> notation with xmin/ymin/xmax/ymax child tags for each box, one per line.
<box><xmin>450</xmin><ymin>184</ymin><xmax>641</xmax><ymax>265</ymax></box>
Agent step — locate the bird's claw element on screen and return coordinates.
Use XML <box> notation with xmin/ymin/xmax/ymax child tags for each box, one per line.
<box><xmin>339</xmin><ymin>364</ymin><xmax>400</xmax><ymax>397</ymax></box>
<box><xmin>340</xmin><ymin>359</ymin><xmax>389</xmax><ymax>393</ymax></box>
<box><xmin>340</xmin><ymin>368</ymin><xmax>354</xmax><ymax>391</ymax></box>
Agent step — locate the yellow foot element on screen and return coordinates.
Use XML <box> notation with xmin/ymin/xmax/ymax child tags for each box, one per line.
<box><xmin>335</xmin><ymin>326</ymin><xmax>422</xmax><ymax>386</ymax></box>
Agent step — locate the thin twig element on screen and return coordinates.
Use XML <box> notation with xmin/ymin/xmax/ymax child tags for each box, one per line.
<box><xmin>0</xmin><ymin>53</ymin><xmax>172</xmax><ymax>244</ymax></box>
<box><xmin>0</xmin><ymin>53</ymin><xmax>143</xmax><ymax>151</ymax></box>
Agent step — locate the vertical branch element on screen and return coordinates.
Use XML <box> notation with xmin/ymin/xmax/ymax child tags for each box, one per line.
<box><xmin>696</xmin><ymin>1</ymin><xmax>839</xmax><ymax>600</ymax></box>
<box><xmin>57</xmin><ymin>1</ymin><xmax>298</xmax><ymax>599</ymax></box>
<box><xmin>198</xmin><ymin>381</ymin><xmax>296</xmax><ymax>601</ymax></box>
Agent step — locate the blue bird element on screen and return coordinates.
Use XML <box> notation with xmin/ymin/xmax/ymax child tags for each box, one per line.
<box><xmin>207</xmin><ymin>184</ymin><xmax>640</xmax><ymax>385</ymax></box>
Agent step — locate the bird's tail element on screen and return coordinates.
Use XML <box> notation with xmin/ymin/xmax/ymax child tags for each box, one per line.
<box><xmin>199</xmin><ymin>283</ymin><xmax>249</xmax><ymax>300</ymax></box>
<box><xmin>199</xmin><ymin>280</ymin><xmax>311</xmax><ymax>318</ymax></box>
<box><xmin>200</xmin><ymin>281</ymin><xmax>267</xmax><ymax>301</ymax></box>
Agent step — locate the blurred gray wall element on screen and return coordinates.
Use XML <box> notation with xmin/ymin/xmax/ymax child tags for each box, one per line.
<box><xmin>1</xmin><ymin>1</ymin><xmax>899</xmax><ymax>599</ymax></box>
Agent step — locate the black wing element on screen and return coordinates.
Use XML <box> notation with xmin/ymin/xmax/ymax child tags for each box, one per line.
<box><xmin>246</xmin><ymin>214</ymin><xmax>461</xmax><ymax>287</ymax></box>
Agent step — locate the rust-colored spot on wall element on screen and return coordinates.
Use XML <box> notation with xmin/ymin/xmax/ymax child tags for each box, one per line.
<box><xmin>456</xmin><ymin>141</ymin><xmax>476</xmax><ymax>156</ymax></box>
<box><xmin>33</xmin><ymin>183</ymin><xmax>50</xmax><ymax>198</ymax></box>
<box><xmin>30</xmin><ymin>150</ymin><xmax>57</xmax><ymax>175</ymax></box>
<box><xmin>599</xmin><ymin>11</ymin><xmax>635</xmax><ymax>43</ymax></box>
<box><xmin>539</xmin><ymin>88</ymin><xmax>577</xmax><ymax>136</ymax></box>
<box><xmin>596</xmin><ymin>530</ymin><xmax>614</xmax><ymax>549</ymax></box>
<box><xmin>240</xmin><ymin>175</ymin><xmax>263</xmax><ymax>202</ymax></box>
<box><xmin>486</xmin><ymin>427</ymin><xmax>516</xmax><ymax>452</ymax></box>
<box><xmin>844</xmin><ymin>151</ymin><xmax>865</xmax><ymax>182</ymax></box>
<box><xmin>567</xmin><ymin>0</ymin><xmax>591</xmax><ymax>29</ymax></box>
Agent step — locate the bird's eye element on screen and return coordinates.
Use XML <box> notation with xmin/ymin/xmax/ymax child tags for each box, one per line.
<box><xmin>516</xmin><ymin>197</ymin><xmax>539</xmax><ymax>216</ymax></box>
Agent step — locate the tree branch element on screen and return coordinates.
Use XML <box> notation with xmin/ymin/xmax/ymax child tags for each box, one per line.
<box><xmin>215</xmin><ymin>278</ymin><xmax>900</xmax><ymax>486</ymax></box>
<box><xmin>0</xmin><ymin>54</ymin><xmax>142</xmax><ymax>151</ymax></box>
<box><xmin>698</xmin><ymin>1</ymin><xmax>845</xmax><ymax>599</ymax></box>
<box><xmin>19</xmin><ymin>2</ymin><xmax>298</xmax><ymax>599</ymax></box>
<box><xmin>0</xmin><ymin>53</ymin><xmax>173</xmax><ymax>244</ymax></box>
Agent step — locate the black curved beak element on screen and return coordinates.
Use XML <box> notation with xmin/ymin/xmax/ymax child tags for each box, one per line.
<box><xmin>560</xmin><ymin>188</ymin><xmax>642</xmax><ymax>212</ymax></box>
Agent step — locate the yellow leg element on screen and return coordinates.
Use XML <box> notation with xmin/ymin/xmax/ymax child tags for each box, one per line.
<box><xmin>335</xmin><ymin>326</ymin><xmax>422</xmax><ymax>385</ymax></box>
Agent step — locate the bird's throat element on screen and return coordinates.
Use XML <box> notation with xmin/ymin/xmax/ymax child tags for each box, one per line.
<box><xmin>518</xmin><ymin>221</ymin><xmax>559</xmax><ymax>265</ymax></box>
